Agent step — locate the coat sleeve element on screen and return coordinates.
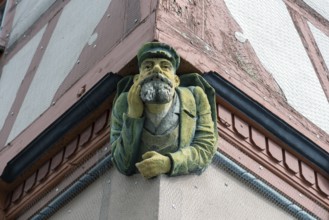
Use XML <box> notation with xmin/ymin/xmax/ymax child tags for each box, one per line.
<box><xmin>110</xmin><ymin>93</ymin><xmax>145</xmax><ymax>175</ymax></box>
<box><xmin>167</xmin><ymin>86</ymin><xmax>217</xmax><ymax>176</ymax></box>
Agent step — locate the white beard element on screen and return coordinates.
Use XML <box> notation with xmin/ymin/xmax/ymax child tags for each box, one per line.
<box><xmin>140</xmin><ymin>80</ymin><xmax>174</xmax><ymax>104</ymax></box>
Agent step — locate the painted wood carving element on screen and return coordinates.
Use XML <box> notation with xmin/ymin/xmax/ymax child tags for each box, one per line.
<box><xmin>110</xmin><ymin>42</ymin><xmax>217</xmax><ymax>178</ymax></box>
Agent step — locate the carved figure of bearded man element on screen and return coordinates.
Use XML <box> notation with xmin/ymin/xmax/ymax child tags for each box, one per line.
<box><xmin>110</xmin><ymin>42</ymin><xmax>217</xmax><ymax>178</ymax></box>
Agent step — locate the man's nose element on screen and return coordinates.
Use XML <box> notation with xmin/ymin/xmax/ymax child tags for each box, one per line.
<box><xmin>152</xmin><ymin>64</ymin><xmax>162</xmax><ymax>73</ymax></box>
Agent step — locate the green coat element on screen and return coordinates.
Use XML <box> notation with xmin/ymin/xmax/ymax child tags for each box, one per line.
<box><xmin>110</xmin><ymin>83</ymin><xmax>217</xmax><ymax>176</ymax></box>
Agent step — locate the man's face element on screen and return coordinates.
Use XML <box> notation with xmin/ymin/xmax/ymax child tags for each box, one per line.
<box><xmin>137</xmin><ymin>58</ymin><xmax>180</xmax><ymax>104</ymax></box>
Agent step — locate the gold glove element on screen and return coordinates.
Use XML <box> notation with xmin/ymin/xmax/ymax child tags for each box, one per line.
<box><xmin>135</xmin><ymin>151</ymin><xmax>171</xmax><ymax>179</ymax></box>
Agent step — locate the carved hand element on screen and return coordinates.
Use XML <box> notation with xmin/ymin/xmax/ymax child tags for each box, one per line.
<box><xmin>127</xmin><ymin>82</ymin><xmax>143</xmax><ymax>118</ymax></box>
<box><xmin>135</xmin><ymin>151</ymin><xmax>171</xmax><ymax>179</ymax></box>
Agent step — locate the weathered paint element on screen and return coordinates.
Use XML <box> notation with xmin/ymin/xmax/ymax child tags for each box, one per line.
<box><xmin>0</xmin><ymin>26</ymin><xmax>46</xmax><ymax>131</ymax></box>
<box><xmin>0</xmin><ymin>11</ymin><xmax>155</xmax><ymax>178</ymax></box>
<box><xmin>156</xmin><ymin>0</ymin><xmax>329</xmax><ymax>153</ymax></box>
<box><xmin>7</xmin><ymin>0</ymin><xmax>112</xmax><ymax>143</ymax></box>
<box><xmin>8</xmin><ymin>0</ymin><xmax>56</xmax><ymax>46</ymax></box>
<box><xmin>0</xmin><ymin>9</ymin><xmax>63</xmax><ymax>149</ymax></box>
<box><xmin>224</xmin><ymin>0</ymin><xmax>329</xmax><ymax>133</ymax></box>
<box><xmin>303</xmin><ymin>0</ymin><xmax>329</xmax><ymax>22</ymax></box>
<box><xmin>308</xmin><ymin>22</ymin><xmax>329</xmax><ymax>73</ymax></box>
<box><xmin>52</xmin><ymin>0</ymin><xmax>126</xmax><ymax>101</ymax></box>
<box><xmin>288</xmin><ymin>9</ymin><xmax>329</xmax><ymax>102</ymax></box>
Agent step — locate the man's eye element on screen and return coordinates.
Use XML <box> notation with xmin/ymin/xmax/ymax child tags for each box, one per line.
<box><xmin>144</xmin><ymin>65</ymin><xmax>151</xmax><ymax>70</ymax></box>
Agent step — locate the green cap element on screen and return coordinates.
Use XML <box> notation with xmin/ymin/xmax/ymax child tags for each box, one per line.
<box><xmin>137</xmin><ymin>42</ymin><xmax>180</xmax><ymax>70</ymax></box>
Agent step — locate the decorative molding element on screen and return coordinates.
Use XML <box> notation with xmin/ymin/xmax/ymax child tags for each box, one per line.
<box><xmin>204</xmin><ymin>72</ymin><xmax>329</xmax><ymax>176</ymax></box>
<box><xmin>3</xmin><ymin>74</ymin><xmax>329</xmax><ymax>218</ymax></box>
<box><xmin>0</xmin><ymin>73</ymin><xmax>121</xmax><ymax>182</ymax></box>
<box><xmin>4</xmin><ymin>108</ymin><xmax>112</xmax><ymax>219</ymax></box>
<box><xmin>6</xmin><ymin>99</ymin><xmax>329</xmax><ymax>219</ymax></box>
<box><xmin>216</xmin><ymin>100</ymin><xmax>329</xmax><ymax>211</ymax></box>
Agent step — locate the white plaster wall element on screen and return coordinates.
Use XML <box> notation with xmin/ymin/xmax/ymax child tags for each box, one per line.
<box><xmin>7</xmin><ymin>0</ymin><xmax>112</xmax><ymax>143</ymax></box>
<box><xmin>309</xmin><ymin>22</ymin><xmax>329</xmax><ymax>71</ymax></box>
<box><xmin>49</xmin><ymin>164</ymin><xmax>295</xmax><ymax>220</ymax></box>
<box><xmin>303</xmin><ymin>0</ymin><xmax>329</xmax><ymax>22</ymax></box>
<box><xmin>158</xmin><ymin>165</ymin><xmax>294</xmax><ymax>220</ymax></box>
<box><xmin>224</xmin><ymin>0</ymin><xmax>329</xmax><ymax>133</ymax></box>
<box><xmin>48</xmin><ymin>171</ymin><xmax>110</xmax><ymax>220</ymax></box>
<box><xmin>0</xmin><ymin>26</ymin><xmax>46</xmax><ymax>131</ymax></box>
<box><xmin>8</xmin><ymin>0</ymin><xmax>56</xmax><ymax>46</ymax></box>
